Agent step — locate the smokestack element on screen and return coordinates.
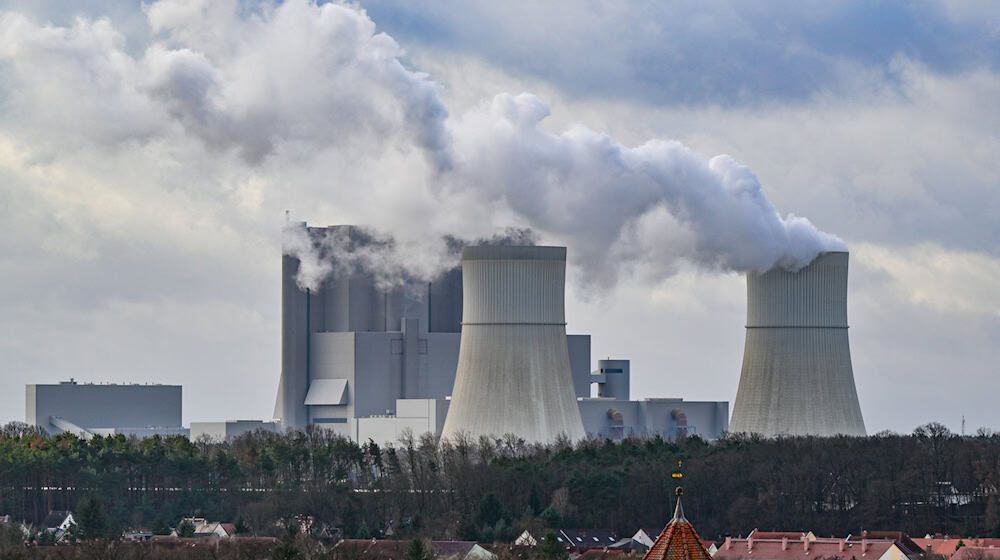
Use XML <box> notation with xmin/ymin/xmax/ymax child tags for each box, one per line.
<box><xmin>729</xmin><ymin>251</ymin><xmax>866</xmax><ymax>436</ymax></box>
<box><xmin>441</xmin><ymin>246</ymin><xmax>585</xmax><ymax>443</ymax></box>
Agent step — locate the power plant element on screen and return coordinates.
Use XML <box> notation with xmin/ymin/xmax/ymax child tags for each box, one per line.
<box><xmin>729</xmin><ymin>251</ymin><xmax>866</xmax><ymax>436</ymax></box>
<box><xmin>26</xmin><ymin>380</ymin><xmax>188</xmax><ymax>438</ymax></box>
<box><xmin>22</xmin><ymin>224</ymin><xmax>866</xmax><ymax>443</ymax></box>
<box><xmin>269</xmin><ymin>223</ymin><xmax>729</xmax><ymax>444</ymax></box>
<box><xmin>441</xmin><ymin>246</ymin><xmax>586</xmax><ymax>443</ymax></box>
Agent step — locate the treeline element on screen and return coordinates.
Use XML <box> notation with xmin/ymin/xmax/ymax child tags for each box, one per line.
<box><xmin>1</xmin><ymin>421</ymin><xmax>998</xmax><ymax>541</ymax></box>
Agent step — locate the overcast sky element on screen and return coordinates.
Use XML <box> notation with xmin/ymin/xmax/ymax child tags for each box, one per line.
<box><xmin>2</xmin><ymin>0</ymin><xmax>998</xmax><ymax>435</ymax></box>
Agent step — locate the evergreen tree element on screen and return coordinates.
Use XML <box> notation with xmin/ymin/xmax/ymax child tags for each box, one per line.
<box><xmin>406</xmin><ymin>538</ymin><xmax>432</xmax><ymax>560</ymax></box>
<box><xmin>475</xmin><ymin>493</ymin><xmax>505</xmax><ymax>528</ymax></box>
<box><xmin>528</xmin><ymin>483</ymin><xmax>542</xmax><ymax>516</ymax></box>
<box><xmin>177</xmin><ymin>519</ymin><xmax>196</xmax><ymax>538</ymax></box>
<box><xmin>74</xmin><ymin>495</ymin><xmax>109</xmax><ymax>540</ymax></box>
<box><xmin>356</xmin><ymin>520</ymin><xmax>371</xmax><ymax>540</ymax></box>
<box><xmin>151</xmin><ymin>518</ymin><xmax>171</xmax><ymax>536</ymax></box>
<box><xmin>537</xmin><ymin>530</ymin><xmax>567</xmax><ymax>560</ymax></box>
<box><xmin>539</xmin><ymin>506</ymin><xmax>560</xmax><ymax>528</ymax></box>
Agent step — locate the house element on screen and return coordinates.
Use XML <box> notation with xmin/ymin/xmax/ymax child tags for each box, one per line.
<box><xmin>914</xmin><ymin>537</ymin><xmax>1000</xmax><ymax>558</ymax></box>
<box><xmin>632</xmin><ymin>527</ymin><xmax>715</xmax><ymax>554</ymax></box>
<box><xmin>336</xmin><ymin>539</ymin><xmax>496</xmax><ymax>560</ymax></box>
<box><xmin>748</xmin><ymin>530</ymin><xmax>817</xmax><ymax>542</ymax></box>
<box><xmin>847</xmin><ymin>531</ymin><xmax>926</xmax><ymax>559</ymax></box>
<box><xmin>41</xmin><ymin>511</ymin><xmax>75</xmax><ymax>540</ymax></box>
<box><xmin>434</xmin><ymin>541</ymin><xmax>497</xmax><ymax>560</ymax></box>
<box><xmin>123</xmin><ymin>530</ymin><xmax>153</xmax><ymax>542</ymax></box>
<box><xmin>515</xmin><ymin>530</ymin><xmax>538</xmax><ymax>546</ymax></box>
<box><xmin>714</xmin><ymin>534</ymin><xmax>921</xmax><ymax>560</ymax></box>
<box><xmin>952</xmin><ymin>548</ymin><xmax>1000</xmax><ymax>560</ymax></box>
<box><xmin>577</xmin><ymin>550</ymin><xmax>631</xmax><ymax>560</ymax></box>
<box><xmin>632</xmin><ymin>528</ymin><xmax>659</xmax><ymax>548</ymax></box>
<box><xmin>556</xmin><ymin>529</ymin><xmax>619</xmax><ymax>550</ymax></box>
<box><xmin>178</xmin><ymin>517</ymin><xmax>236</xmax><ymax>538</ymax></box>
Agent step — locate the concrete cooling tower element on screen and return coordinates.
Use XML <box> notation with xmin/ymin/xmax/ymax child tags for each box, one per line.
<box><xmin>440</xmin><ymin>246</ymin><xmax>586</xmax><ymax>443</ymax></box>
<box><xmin>729</xmin><ymin>251</ymin><xmax>866</xmax><ymax>437</ymax></box>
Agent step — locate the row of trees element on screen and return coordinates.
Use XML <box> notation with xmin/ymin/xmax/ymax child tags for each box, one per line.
<box><xmin>0</xmin><ymin>421</ymin><xmax>998</xmax><ymax>541</ymax></box>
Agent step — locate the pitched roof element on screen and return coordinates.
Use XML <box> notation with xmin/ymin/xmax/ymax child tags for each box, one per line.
<box><xmin>848</xmin><ymin>531</ymin><xmax>924</xmax><ymax>555</ymax></box>
<box><xmin>42</xmin><ymin>511</ymin><xmax>71</xmax><ymax>529</ymax></box>
<box><xmin>749</xmin><ymin>530</ymin><xmax>812</xmax><ymax>540</ymax></box>
<box><xmin>714</xmin><ymin>537</ymin><xmax>895</xmax><ymax>560</ymax></box>
<box><xmin>642</xmin><ymin>497</ymin><xmax>713</xmax><ymax>560</ymax></box>
<box><xmin>914</xmin><ymin>538</ymin><xmax>1000</xmax><ymax>557</ymax></box>
<box><xmin>558</xmin><ymin>529</ymin><xmax>619</xmax><ymax>548</ymax></box>
<box><xmin>953</xmin><ymin>547</ymin><xmax>1000</xmax><ymax>560</ymax></box>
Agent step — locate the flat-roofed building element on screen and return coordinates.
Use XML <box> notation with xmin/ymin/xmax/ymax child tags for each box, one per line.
<box><xmin>26</xmin><ymin>380</ymin><xmax>187</xmax><ymax>438</ymax></box>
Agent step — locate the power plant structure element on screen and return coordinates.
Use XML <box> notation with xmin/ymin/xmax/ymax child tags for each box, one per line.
<box><xmin>26</xmin><ymin>380</ymin><xmax>188</xmax><ymax>438</ymax></box>
<box><xmin>273</xmin><ymin>222</ymin><xmax>729</xmax><ymax>444</ymax></box>
<box><xmin>440</xmin><ymin>246</ymin><xmax>586</xmax><ymax>443</ymax></box>
<box><xmin>729</xmin><ymin>251</ymin><xmax>866</xmax><ymax>436</ymax></box>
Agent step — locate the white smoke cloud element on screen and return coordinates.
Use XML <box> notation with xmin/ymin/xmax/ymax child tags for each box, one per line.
<box><xmin>0</xmin><ymin>0</ymin><xmax>844</xmax><ymax>293</ymax></box>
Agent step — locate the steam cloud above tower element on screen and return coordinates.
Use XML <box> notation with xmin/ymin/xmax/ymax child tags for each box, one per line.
<box><xmin>1</xmin><ymin>0</ymin><xmax>845</xmax><ymax>292</ymax></box>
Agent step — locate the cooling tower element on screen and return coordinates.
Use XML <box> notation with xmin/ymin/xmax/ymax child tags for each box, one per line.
<box><xmin>440</xmin><ymin>246</ymin><xmax>586</xmax><ymax>443</ymax></box>
<box><xmin>729</xmin><ymin>251</ymin><xmax>866</xmax><ymax>437</ymax></box>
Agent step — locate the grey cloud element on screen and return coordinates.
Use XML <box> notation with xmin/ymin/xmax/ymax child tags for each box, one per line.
<box><xmin>359</xmin><ymin>0</ymin><xmax>1000</xmax><ymax>105</ymax></box>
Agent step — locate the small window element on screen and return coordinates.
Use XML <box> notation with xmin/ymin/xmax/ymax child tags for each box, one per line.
<box><xmin>391</xmin><ymin>339</ymin><xmax>403</xmax><ymax>354</ymax></box>
<box><xmin>593</xmin><ymin>537</ymin><xmax>599</xmax><ymax>542</ymax></box>
<box><xmin>312</xmin><ymin>418</ymin><xmax>348</xmax><ymax>424</ymax></box>
<box><xmin>418</xmin><ymin>339</ymin><xmax>428</xmax><ymax>354</ymax></box>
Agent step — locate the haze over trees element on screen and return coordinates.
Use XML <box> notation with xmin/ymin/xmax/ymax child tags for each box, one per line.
<box><xmin>0</xmin><ymin>421</ymin><xmax>997</xmax><ymax>542</ymax></box>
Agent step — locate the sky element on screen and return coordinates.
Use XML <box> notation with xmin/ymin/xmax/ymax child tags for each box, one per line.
<box><xmin>1</xmin><ymin>0</ymin><xmax>998</xmax><ymax>435</ymax></box>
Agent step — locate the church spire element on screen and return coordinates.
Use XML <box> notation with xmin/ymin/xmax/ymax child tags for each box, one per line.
<box><xmin>672</xmin><ymin>487</ymin><xmax>686</xmax><ymax>522</ymax></box>
<box><xmin>641</xmin><ymin>459</ymin><xmax>710</xmax><ymax>560</ymax></box>
<box><xmin>671</xmin><ymin>460</ymin><xmax>686</xmax><ymax>522</ymax></box>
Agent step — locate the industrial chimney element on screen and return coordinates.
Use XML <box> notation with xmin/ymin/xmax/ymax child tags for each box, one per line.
<box><xmin>441</xmin><ymin>246</ymin><xmax>586</xmax><ymax>443</ymax></box>
<box><xmin>729</xmin><ymin>251</ymin><xmax>866</xmax><ymax>436</ymax></box>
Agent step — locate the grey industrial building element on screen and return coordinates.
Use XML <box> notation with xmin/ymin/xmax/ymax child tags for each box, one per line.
<box><xmin>580</xmin><ymin>360</ymin><xmax>729</xmax><ymax>440</ymax></box>
<box><xmin>274</xmin><ymin>223</ymin><xmax>728</xmax><ymax>444</ymax></box>
<box><xmin>189</xmin><ymin>420</ymin><xmax>279</xmax><ymax>442</ymax></box>
<box><xmin>25</xmin><ymin>380</ymin><xmax>188</xmax><ymax>438</ymax></box>
<box><xmin>729</xmin><ymin>251</ymin><xmax>866</xmax><ymax>436</ymax></box>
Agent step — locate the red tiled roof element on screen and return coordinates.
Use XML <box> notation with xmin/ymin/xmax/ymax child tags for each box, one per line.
<box><xmin>914</xmin><ymin>539</ymin><xmax>1000</xmax><ymax>557</ymax></box>
<box><xmin>750</xmin><ymin>531</ymin><xmax>808</xmax><ymax>540</ymax></box>
<box><xmin>642</xmin><ymin>497</ymin><xmax>713</xmax><ymax>560</ymax></box>
<box><xmin>578</xmin><ymin>550</ymin><xmax>629</xmax><ymax>560</ymax></box>
<box><xmin>714</xmin><ymin>538</ymin><xmax>893</xmax><ymax>560</ymax></box>
<box><xmin>953</xmin><ymin>547</ymin><xmax>1000</xmax><ymax>560</ymax></box>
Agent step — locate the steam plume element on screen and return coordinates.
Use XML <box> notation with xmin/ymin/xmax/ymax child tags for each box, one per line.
<box><xmin>0</xmin><ymin>0</ymin><xmax>845</xmax><ymax>293</ymax></box>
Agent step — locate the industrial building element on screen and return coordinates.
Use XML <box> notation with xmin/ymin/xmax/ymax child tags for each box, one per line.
<box><xmin>441</xmin><ymin>245</ymin><xmax>586</xmax><ymax>443</ymax></box>
<box><xmin>189</xmin><ymin>420</ymin><xmax>279</xmax><ymax>442</ymax></box>
<box><xmin>274</xmin><ymin>223</ymin><xmax>728</xmax><ymax>444</ymax></box>
<box><xmin>580</xmin><ymin>360</ymin><xmax>729</xmax><ymax>440</ymax></box>
<box><xmin>729</xmin><ymin>251</ymin><xmax>866</xmax><ymax>436</ymax></box>
<box><xmin>274</xmin><ymin>225</ymin><xmax>594</xmax><ymax>441</ymax></box>
<box><xmin>25</xmin><ymin>380</ymin><xmax>188</xmax><ymax>438</ymax></box>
